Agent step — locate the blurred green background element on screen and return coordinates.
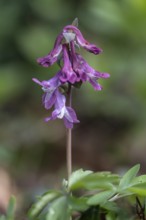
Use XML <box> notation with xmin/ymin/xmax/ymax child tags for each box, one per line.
<box><xmin>0</xmin><ymin>0</ymin><xmax>146</xmax><ymax>215</ymax></box>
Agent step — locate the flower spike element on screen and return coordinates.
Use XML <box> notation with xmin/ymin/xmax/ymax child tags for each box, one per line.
<box><xmin>33</xmin><ymin>19</ymin><xmax>109</xmax><ymax>128</ymax></box>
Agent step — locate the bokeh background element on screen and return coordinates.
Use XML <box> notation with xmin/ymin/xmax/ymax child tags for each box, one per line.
<box><xmin>0</xmin><ymin>0</ymin><xmax>146</xmax><ymax>216</ymax></box>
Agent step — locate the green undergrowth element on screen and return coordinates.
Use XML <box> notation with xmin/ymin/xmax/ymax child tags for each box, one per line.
<box><xmin>1</xmin><ymin>165</ymin><xmax>146</xmax><ymax>220</ymax></box>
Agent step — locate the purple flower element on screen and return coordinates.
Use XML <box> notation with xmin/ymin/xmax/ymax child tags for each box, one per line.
<box><xmin>70</xmin><ymin>43</ymin><xmax>110</xmax><ymax>90</ymax></box>
<box><xmin>45</xmin><ymin>90</ymin><xmax>79</xmax><ymax>128</ymax></box>
<box><xmin>37</xmin><ymin>33</ymin><xmax>63</xmax><ymax>67</ymax></box>
<box><xmin>59</xmin><ymin>44</ymin><xmax>77</xmax><ymax>84</ymax></box>
<box><xmin>77</xmin><ymin>54</ymin><xmax>110</xmax><ymax>90</ymax></box>
<box><xmin>63</xmin><ymin>25</ymin><xmax>102</xmax><ymax>54</ymax></box>
<box><xmin>32</xmin><ymin>72</ymin><xmax>61</xmax><ymax>109</ymax></box>
<box><xmin>69</xmin><ymin>41</ymin><xmax>85</xmax><ymax>81</ymax></box>
<box><xmin>34</xmin><ymin>20</ymin><xmax>110</xmax><ymax>128</ymax></box>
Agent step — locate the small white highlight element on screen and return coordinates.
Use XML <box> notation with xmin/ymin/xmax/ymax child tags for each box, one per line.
<box><xmin>63</xmin><ymin>32</ymin><xmax>76</xmax><ymax>43</ymax></box>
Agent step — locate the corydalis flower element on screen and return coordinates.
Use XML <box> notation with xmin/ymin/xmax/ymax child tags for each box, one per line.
<box><xmin>59</xmin><ymin>44</ymin><xmax>77</xmax><ymax>84</ymax></box>
<box><xmin>37</xmin><ymin>33</ymin><xmax>63</xmax><ymax>67</ymax></box>
<box><xmin>32</xmin><ymin>72</ymin><xmax>61</xmax><ymax>109</ymax></box>
<box><xmin>33</xmin><ymin>76</ymin><xmax>79</xmax><ymax>128</ymax></box>
<box><xmin>45</xmin><ymin>90</ymin><xmax>79</xmax><ymax>128</ymax></box>
<box><xmin>70</xmin><ymin>41</ymin><xmax>110</xmax><ymax>90</ymax></box>
<box><xmin>34</xmin><ymin>19</ymin><xmax>109</xmax><ymax>128</ymax></box>
<box><xmin>74</xmin><ymin>54</ymin><xmax>110</xmax><ymax>90</ymax></box>
<box><xmin>63</xmin><ymin>25</ymin><xmax>102</xmax><ymax>54</ymax></box>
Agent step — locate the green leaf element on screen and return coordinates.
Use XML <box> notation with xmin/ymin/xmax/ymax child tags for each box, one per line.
<box><xmin>28</xmin><ymin>190</ymin><xmax>61</xmax><ymax>218</ymax></box>
<box><xmin>119</xmin><ymin>164</ymin><xmax>140</xmax><ymax>191</ymax></box>
<box><xmin>87</xmin><ymin>190</ymin><xmax>115</xmax><ymax>205</ymax></box>
<box><xmin>68</xmin><ymin>196</ymin><xmax>89</xmax><ymax>212</ymax></box>
<box><xmin>46</xmin><ymin>196</ymin><xmax>70</xmax><ymax>220</ymax></box>
<box><xmin>129</xmin><ymin>182</ymin><xmax>146</xmax><ymax>196</ymax></box>
<box><xmin>131</xmin><ymin>175</ymin><xmax>146</xmax><ymax>185</ymax></box>
<box><xmin>68</xmin><ymin>169</ymin><xmax>93</xmax><ymax>190</ymax></box>
<box><xmin>101</xmin><ymin>201</ymin><xmax>119</xmax><ymax>212</ymax></box>
<box><xmin>68</xmin><ymin>172</ymin><xmax>119</xmax><ymax>191</ymax></box>
<box><xmin>6</xmin><ymin>196</ymin><xmax>16</xmax><ymax>220</ymax></box>
<box><xmin>86</xmin><ymin>173</ymin><xmax>119</xmax><ymax>190</ymax></box>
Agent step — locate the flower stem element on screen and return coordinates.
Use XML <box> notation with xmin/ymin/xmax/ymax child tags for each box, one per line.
<box><xmin>66</xmin><ymin>126</ymin><xmax>72</xmax><ymax>179</ymax></box>
<box><xmin>66</xmin><ymin>84</ymin><xmax>72</xmax><ymax>179</ymax></box>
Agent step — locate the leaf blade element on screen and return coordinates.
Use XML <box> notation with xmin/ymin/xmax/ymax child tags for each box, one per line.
<box><xmin>28</xmin><ymin>190</ymin><xmax>61</xmax><ymax>218</ymax></box>
<box><xmin>68</xmin><ymin>169</ymin><xmax>93</xmax><ymax>190</ymax></box>
<box><xmin>119</xmin><ymin>164</ymin><xmax>140</xmax><ymax>191</ymax></box>
<box><xmin>87</xmin><ymin>190</ymin><xmax>115</xmax><ymax>205</ymax></box>
<box><xmin>46</xmin><ymin>196</ymin><xmax>70</xmax><ymax>220</ymax></box>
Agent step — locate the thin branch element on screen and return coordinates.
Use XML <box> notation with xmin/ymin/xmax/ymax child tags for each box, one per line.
<box><xmin>136</xmin><ymin>197</ymin><xmax>146</xmax><ymax>220</ymax></box>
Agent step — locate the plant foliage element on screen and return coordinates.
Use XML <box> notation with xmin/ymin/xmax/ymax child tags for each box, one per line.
<box><xmin>27</xmin><ymin>164</ymin><xmax>146</xmax><ymax>220</ymax></box>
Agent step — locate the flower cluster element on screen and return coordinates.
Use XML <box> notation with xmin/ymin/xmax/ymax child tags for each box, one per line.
<box><xmin>33</xmin><ymin>20</ymin><xmax>110</xmax><ymax>128</ymax></box>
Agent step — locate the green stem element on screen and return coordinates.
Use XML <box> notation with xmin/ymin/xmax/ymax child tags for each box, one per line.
<box><xmin>66</xmin><ymin>84</ymin><xmax>72</xmax><ymax>179</ymax></box>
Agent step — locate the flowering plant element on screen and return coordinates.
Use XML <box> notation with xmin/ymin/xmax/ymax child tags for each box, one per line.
<box><xmin>32</xmin><ymin>18</ymin><xmax>109</xmax><ymax>129</ymax></box>
<box><xmin>28</xmin><ymin>19</ymin><xmax>146</xmax><ymax>220</ymax></box>
<box><xmin>1</xmin><ymin>19</ymin><xmax>146</xmax><ymax>220</ymax></box>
